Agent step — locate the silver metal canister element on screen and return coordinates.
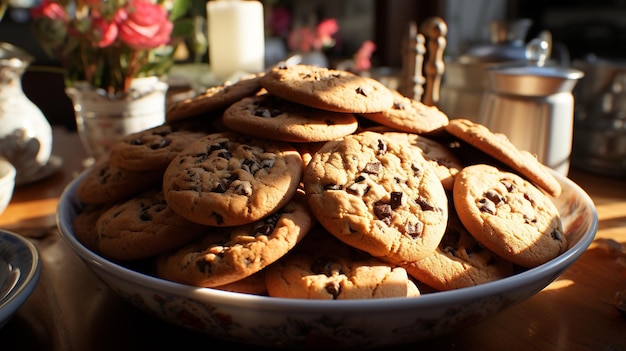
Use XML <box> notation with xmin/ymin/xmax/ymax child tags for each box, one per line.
<box><xmin>479</xmin><ymin>65</ymin><xmax>584</xmax><ymax>176</ymax></box>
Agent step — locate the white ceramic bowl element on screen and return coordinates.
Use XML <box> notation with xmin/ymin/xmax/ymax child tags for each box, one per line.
<box><xmin>0</xmin><ymin>159</ymin><xmax>15</xmax><ymax>216</ymax></box>
<box><xmin>0</xmin><ymin>230</ymin><xmax>41</xmax><ymax>329</ymax></box>
<box><xmin>56</xmin><ymin>170</ymin><xmax>598</xmax><ymax>349</ymax></box>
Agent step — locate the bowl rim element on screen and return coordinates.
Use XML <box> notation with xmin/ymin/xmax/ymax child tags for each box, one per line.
<box><xmin>56</xmin><ymin>168</ymin><xmax>598</xmax><ymax>312</ymax></box>
<box><xmin>0</xmin><ymin>229</ymin><xmax>41</xmax><ymax>320</ymax></box>
<box><xmin>0</xmin><ymin>159</ymin><xmax>16</xmax><ymax>183</ymax></box>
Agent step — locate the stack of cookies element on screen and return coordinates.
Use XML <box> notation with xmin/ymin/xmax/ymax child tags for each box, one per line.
<box><xmin>72</xmin><ymin>64</ymin><xmax>567</xmax><ymax>299</ymax></box>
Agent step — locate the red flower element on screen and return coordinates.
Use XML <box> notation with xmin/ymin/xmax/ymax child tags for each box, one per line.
<box><xmin>287</xmin><ymin>18</ymin><xmax>339</xmax><ymax>52</ymax></box>
<box><xmin>30</xmin><ymin>0</ymin><xmax>67</xmax><ymax>22</ymax></box>
<box><xmin>117</xmin><ymin>0</ymin><xmax>173</xmax><ymax>50</ymax></box>
<box><xmin>92</xmin><ymin>15</ymin><xmax>119</xmax><ymax>48</ymax></box>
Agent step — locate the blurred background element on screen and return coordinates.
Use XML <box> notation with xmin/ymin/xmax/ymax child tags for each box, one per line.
<box><xmin>0</xmin><ymin>0</ymin><xmax>624</xmax><ymax>128</ymax></box>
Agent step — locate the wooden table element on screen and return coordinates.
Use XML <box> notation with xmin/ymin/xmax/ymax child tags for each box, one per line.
<box><xmin>0</xmin><ymin>127</ymin><xmax>625</xmax><ymax>350</ymax></box>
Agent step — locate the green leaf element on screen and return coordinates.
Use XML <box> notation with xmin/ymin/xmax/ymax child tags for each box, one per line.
<box><xmin>169</xmin><ymin>0</ymin><xmax>190</xmax><ymax>21</ymax></box>
<box><xmin>171</xmin><ymin>17</ymin><xmax>194</xmax><ymax>38</ymax></box>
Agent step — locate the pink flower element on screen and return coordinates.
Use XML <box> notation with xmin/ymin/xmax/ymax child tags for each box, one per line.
<box><xmin>287</xmin><ymin>18</ymin><xmax>339</xmax><ymax>52</ymax></box>
<box><xmin>316</xmin><ymin>19</ymin><xmax>338</xmax><ymax>48</ymax></box>
<box><xmin>30</xmin><ymin>0</ymin><xmax>68</xmax><ymax>22</ymax></box>
<box><xmin>117</xmin><ymin>0</ymin><xmax>173</xmax><ymax>50</ymax></box>
<box><xmin>354</xmin><ymin>40</ymin><xmax>376</xmax><ymax>71</ymax></box>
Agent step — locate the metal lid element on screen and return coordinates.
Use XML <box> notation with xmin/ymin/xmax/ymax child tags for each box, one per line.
<box><xmin>487</xmin><ymin>65</ymin><xmax>584</xmax><ymax>96</ymax></box>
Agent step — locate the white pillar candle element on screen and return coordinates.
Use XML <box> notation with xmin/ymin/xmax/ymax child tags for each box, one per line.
<box><xmin>207</xmin><ymin>0</ymin><xmax>265</xmax><ymax>82</ymax></box>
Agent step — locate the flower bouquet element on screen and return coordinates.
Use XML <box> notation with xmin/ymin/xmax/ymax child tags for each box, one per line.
<box><xmin>30</xmin><ymin>0</ymin><xmax>193</xmax><ymax>96</ymax></box>
<box><xmin>30</xmin><ymin>0</ymin><xmax>195</xmax><ymax>162</ymax></box>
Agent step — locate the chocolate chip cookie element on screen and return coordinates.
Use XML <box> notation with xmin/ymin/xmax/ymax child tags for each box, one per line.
<box><xmin>383</xmin><ymin>131</ymin><xmax>462</xmax><ymax>191</ymax></box>
<box><xmin>76</xmin><ymin>158</ymin><xmax>164</xmax><ymax>205</ymax></box>
<box><xmin>109</xmin><ymin>122</ymin><xmax>210</xmax><ymax>171</ymax></box>
<box><xmin>303</xmin><ymin>131</ymin><xmax>448</xmax><ymax>265</ymax></box>
<box><xmin>166</xmin><ymin>73</ymin><xmax>263</xmax><ymax>122</ymax></box>
<box><xmin>402</xmin><ymin>199</ymin><xmax>514</xmax><ymax>291</ymax></box>
<box><xmin>445</xmin><ymin>118</ymin><xmax>562</xmax><ymax>197</ymax></box>
<box><xmin>162</xmin><ymin>132</ymin><xmax>303</xmax><ymax>226</ymax></box>
<box><xmin>96</xmin><ymin>187</ymin><xmax>207</xmax><ymax>261</ymax></box>
<box><xmin>260</xmin><ymin>64</ymin><xmax>394</xmax><ymax>113</ymax></box>
<box><xmin>359</xmin><ymin>90</ymin><xmax>449</xmax><ymax>134</ymax></box>
<box><xmin>453</xmin><ymin>164</ymin><xmax>567</xmax><ymax>268</ymax></box>
<box><xmin>155</xmin><ymin>194</ymin><xmax>314</xmax><ymax>288</ymax></box>
<box><xmin>222</xmin><ymin>93</ymin><xmax>359</xmax><ymax>142</ymax></box>
<box><xmin>265</xmin><ymin>227</ymin><xmax>420</xmax><ymax>299</ymax></box>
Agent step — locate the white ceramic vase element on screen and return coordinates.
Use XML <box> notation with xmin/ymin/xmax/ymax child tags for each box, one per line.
<box><xmin>0</xmin><ymin>42</ymin><xmax>52</xmax><ymax>182</ymax></box>
<box><xmin>65</xmin><ymin>76</ymin><xmax>168</xmax><ymax>164</ymax></box>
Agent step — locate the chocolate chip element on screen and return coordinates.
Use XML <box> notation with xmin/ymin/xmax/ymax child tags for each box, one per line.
<box><xmin>523</xmin><ymin>214</ymin><xmax>537</xmax><ymax>224</ymax></box>
<box><xmin>311</xmin><ymin>256</ymin><xmax>338</xmax><ymax>276</ymax></box>
<box><xmin>551</xmin><ymin>228</ymin><xmax>564</xmax><ymax>242</ymax></box>
<box><xmin>150</xmin><ymin>139</ymin><xmax>170</xmax><ymax>150</ymax></box>
<box><xmin>355</xmin><ymin>86</ymin><xmax>368</xmax><ymax>97</ymax></box>
<box><xmin>346</xmin><ymin>181</ymin><xmax>369</xmax><ymax>196</ymax></box>
<box><xmin>254</xmin><ymin>107</ymin><xmax>281</xmax><ymax>118</ymax></box>
<box><xmin>130</xmin><ymin>138</ymin><xmax>143</xmax><ymax>145</ymax></box>
<box><xmin>478</xmin><ymin>198</ymin><xmax>496</xmax><ymax>215</ymax></box>
<box><xmin>324</xmin><ymin>184</ymin><xmax>342</xmax><ymax>191</ymax></box>
<box><xmin>212</xmin><ymin>182</ymin><xmax>227</xmax><ymax>193</ymax></box>
<box><xmin>217</xmin><ymin>150</ymin><xmax>231</xmax><ymax>160</ymax></box>
<box><xmin>196</xmin><ymin>259</ymin><xmax>212</xmax><ymax>274</ymax></box>
<box><xmin>501</xmin><ymin>180</ymin><xmax>514</xmax><ymax>192</ymax></box>
<box><xmin>377</xmin><ymin>139</ymin><xmax>387</xmax><ymax>155</ymax></box>
<box><xmin>259</xmin><ymin>158</ymin><xmax>275</xmax><ymax>170</ymax></box>
<box><xmin>390</xmin><ymin>191</ymin><xmax>403</xmax><ymax>209</ymax></box>
<box><xmin>363</xmin><ymin>162</ymin><xmax>382</xmax><ymax>175</ymax></box>
<box><xmin>411</xmin><ymin>164</ymin><xmax>423</xmax><ymax>178</ymax></box>
<box><xmin>139</xmin><ymin>211</ymin><xmax>152</xmax><ymax>221</ymax></box>
<box><xmin>211</xmin><ymin>174</ymin><xmax>237</xmax><ymax>193</ymax></box>
<box><xmin>232</xmin><ymin>180</ymin><xmax>253</xmax><ymax>196</ymax></box>
<box><xmin>242</xmin><ymin>159</ymin><xmax>260</xmax><ymax>174</ymax></box>
<box><xmin>393</xmin><ymin>100</ymin><xmax>407</xmax><ymax>110</ymax></box>
<box><xmin>253</xmin><ymin>213</ymin><xmax>279</xmax><ymax>236</ymax></box>
<box><xmin>193</xmin><ymin>152</ymin><xmax>208</xmax><ymax>163</ymax></box>
<box><xmin>484</xmin><ymin>190</ymin><xmax>506</xmax><ymax>205</ymax></box>
<box><xmin>415</xmin><ymin>196</ymin><xmax>436</xmax><ymax>211</ymax></box>
<box><xmin>212</xmin><ymin>212</ymin><xmax>224</xmax><ymax>225</ymax></box>
<box><xmin>209</xmin><ymin>141</ymin><xmax>229</xmax><ymax>153</ymax></box>
<box><xmin>374</xmin><ymin>201</ymin><xmax>393</xmax><ymax>221</ymax></box>
<box><xmin>325</xmin><ymin>281</ymin><xmax>341</xmax><ymax>299</ymax></box>
<box><xmin>405</xmin><ymin>221</ymin><xmax>424</xmax><ymax>238</ymax></box>
<box><xmin>523</xmin><ymin>193</ymin><xmax>535</xmax><ymax>206</ymax></box>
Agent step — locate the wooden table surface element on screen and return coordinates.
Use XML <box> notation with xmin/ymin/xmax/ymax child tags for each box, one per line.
<box><xmin>0</xmin><ymin>127</ymin><xmax>625</xmax><ymax>351</ymax></box>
